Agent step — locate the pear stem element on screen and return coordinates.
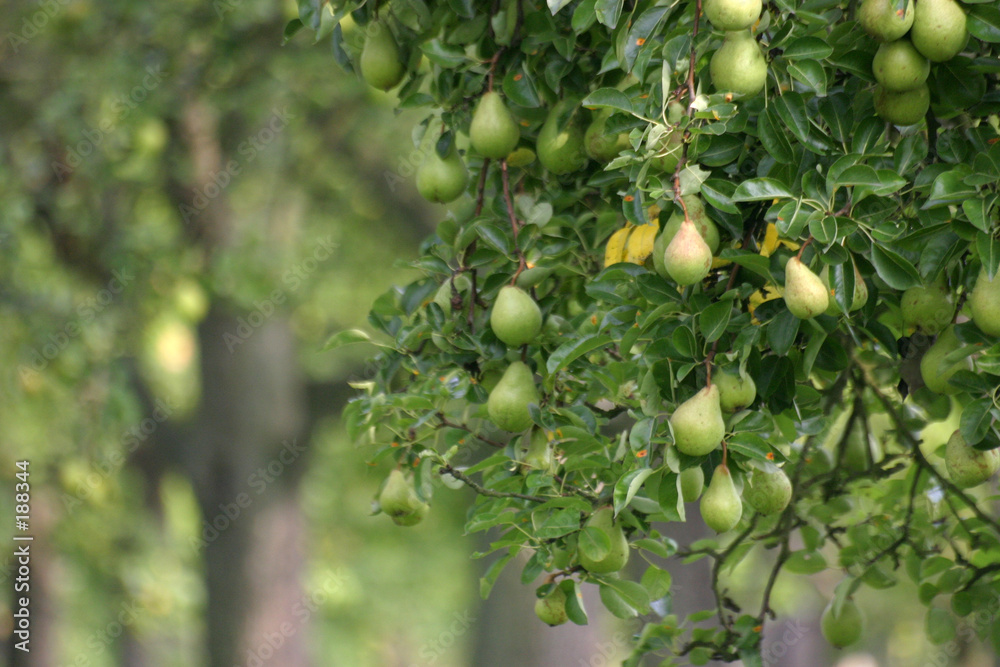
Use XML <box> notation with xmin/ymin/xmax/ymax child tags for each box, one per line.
<box><xmin>500</xmin><ymin>159</ymin><xmax>528</xmax><ymax>283</ymax></box>
<box><xmin>795</xmin><ymin>236</ymin><xmax>813</xmax><ymax>260</ymax></box>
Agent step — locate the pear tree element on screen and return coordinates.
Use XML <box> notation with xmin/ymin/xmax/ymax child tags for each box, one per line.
<box><xmin>300</xmin><ymin>0</ymin><xmax>1000</xmax><ymax>660</ymax></box>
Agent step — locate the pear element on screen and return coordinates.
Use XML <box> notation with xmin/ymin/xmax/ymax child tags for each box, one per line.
<box><xmin>470</xmin><ymin>91</ymin><xmax>520</xmax><ymax>159</ymax></box>
<box><xmin>858</xmin><ymin>0</ymin><xmax>914</xmax><ymax>41</ymax></box>
<box><xmin>701</xmin><ymin>464</ymin><xmax>743</xmax><ymax>533</ymax></box>
<box><xmin>945</xmin><ymin>430</ymin><xmax>1000</xmax><ymax>488</ymax></box>
<box><xmin>487</xmin><ymin>361</ymin><xmax>540</xmax><ymax>432</ymax></box>
<box><xmin>902</xmin><ymin>275</ymin><xmax>955</xmax><ymax>335</ymax></box>
<box><xmin>537</xmin><ymin>102</ymin><xmax>588</xmax><ymax>175</ymax></box>
<box><xmin>910</xmin><ymin>0</ymin><xmax>967</xmax><ymax>62</ymax></box>
<box><xmin>820</xmin><ymin>264</ymin><xmax>868</xmax><ymax>315</ymax></box>
<box><xmin>653</xmin><ymin>201</ymin><xmax>720</xmax><ymax>280</ymax></box>
<box><xmin>584</xmin><ymin>109</ymin><xmax>630</xmax><ymax>162</ymax></box>
<box><xmin>522</xmin><ymin>428</ymin><xmax>556</xmax><ymax>474</ymax></box>
<box><xmin>704</xmin><ymin>0</ymin><xmax>762</xmax><ymax>31</ymax></box>
<box><xmin>874</xmin><ymin>83</ymin><xmax>930</xmax><ymax>126</ymax></box>
<box><xmin>680</xmin><ymin>466</ymin><xmax>706</xmax><ymax>502</ymax></box>
<box><xmin>743</xmin><ymin>466</ymin><xmax>792</xmax><ymax>515</ymax></box>
<box><xmin>842</xmin><ymin>419</ymin><xmax>873</xmax><ymax>472</ymax></box>
<box><xmin>969</xmin><ymin>268</ymin><xmax>1000</xmax><ymax>336</ymax></box>
<box><xmin>821</xmin><ymin>598</ymin><xmax>864</xmax><ymax>648</ymax></box>
<box><xmin>920</xmin><ymin>325</ymin><xmax>972</xmax><ymax>395</ymax></box>
<box><xmin>379</xmin><ymin>469</ymin><xmax>430</xmax><ymax>526</ymax></box>
<box><xmin>670</xmin><ymin>384</ymin><xmax>725</xmax><ymax>456</ymax></box>
<box><xmin>715</xmin><ymin>368</ymin><xmax>756</xmax><ymax>412</ymax></box>
<box><xmin>360</xmin><ymin>23</ymin><xmax>405</xmax><ymax>91</ymax></box>
<box><xmin>710</xmin><ymin>30</ymin><xmax>768</xmax><ymax>97</ymax></box>
<box><xmin>490</xmin><ymin>285</ymin><xmax>542</xmax><ymax>347</ymax></box>
<box><xmin>873</xmin><ymin>39</ymin><xmax>930</xmax><ymax>92</ymax></box>
<box><xmin>784</xmin><ymin>257</ymin><xmax>829</xmax><ymax>319</ymax></box>
<box><xmin>651</xmin><ymin>128</ymin><xmax>685</xmax><ymax>173</ymax></box>
<box><xmin>534</xmin><ymin>586</ymin><xmax>569</xmax><ymax>626</ymax></box>
<box><xmin>416</xmin><ymin>146</ymin><xmax>469</xmax><ymax>203</ymax></box>
<box><xmin>579</xmin><ymin>508</ymin><xmax>630</xmax><ymax>574</ymax></box>
<box><xmin>663</xmin><ymin>218</ymin><xmax>713</xmax><ymax>285</ymax></box>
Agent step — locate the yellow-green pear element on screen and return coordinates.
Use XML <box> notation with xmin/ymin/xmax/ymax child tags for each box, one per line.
<box><xmin>490</xmin><ymin>285</ymin><xmax>542</xmax><ymax>347</ymax></box>
<box><xmin>873</xmin><ymin>39</ymin><xmax>930</xmax><ymax>92</ymax></box>
<box><xmin>701</xmin><ymin>465</ymin><xmax>742</xmax><ymax>533</ymax></box>
<box><xmin>858</xmin><ymin>0</ymin><xmax>914</xmax><ymax>41</ymax></box>
<box><xmin>537</xmin><ymin>102</ymin><xmax>588</xmax><ymax>174</ymax></box>
<box><xmin>710</xmin><ymin>30</ymin><xmax>768</xmax><ymax>97</ymax></box>
<box><xmin>534</xmin><ymin>586</ymin><xmax>569</xmax><ymax>625</ymax></box>
<box><xmin>920</xmin><ymin>325</ymin><xmax>972</xmax><ymax>395</ymax></box>
<box><xmin>680</xmin><ymin>466</ymin><xmax>705</xmax><ymax>502</ymax></box>
<box><xmin>522</xmin><ymin>428</ymin><xmax>556</xmax><ymax>474</ymax></box>
<box><xmin>416</xmin><ymin>146</ymin><xmax>469</xmax><ymax>203</ymax></box>
<box><xmin>360</xmin><ymin>23</ymin><xmax>405</xmax><ymax>91</ymax></box>
<box><xmin>579</xmin><ymin>508</ymin><xmax>630</xmax><ymax>574</ymax></box>
<box><xmin>715</xmin><ymin>368</ymin><xmax>756</xmax><ymax>412</ymax></box>
<box><xmin>379</xmin><ymin>469</ymin><xmax>430</xmax><ymax>526</ymax></box>
<box><xmin>653</xmin><ymin>200</ymin><xmax>720</xmax><ymax>280</ymax></box>
<box><xmin>663</xmin><ymin>218</ymin><xmax>713</xmax><ymax>285</ymax></box>
<box><xmin>470</xmin><ymin>91</ymin><xmax>520</xmax><ymax>159</ymax></box>
<box><xmin>670</xmin><ymin>384</ymin><xmax>725</xmax><ymax>456</ymax></box>
<box><xmin>784</xmin><ymin>257</ymin><xmax>829</xmax><ymax>319</ymax></box>
<box><xmin>821</xmin><ymin>598</ymin><xmax>864</xmax><ymax>648</ymax></box>
<box><xmin>584</xmin><ymin>109</ymin><xmax>630</xmax><ymax>162</ymax></box>
<box><xmin>820</xmin><ymin>264</ymin><xmax>868</xmax><ymax>315</ymax></box>
<box><xmin>704</xmin><ymin>0</ymin><xmax>762</xmax><ymax>31</ymax></box>
<box><xmin>874</xmin><ymin>83</ymin><xmax>930</xmax><ymax>126</ymax></box>
<box><xmin>487</xmin><ymin>361</ymin><xmax>540</xmax><ymax>432</ymax></box>
<box><xmin>902</xmin><ymin>275</ymin><xmax>955</xmax><ymax>335</ymax></box>
<box><xmin>969</xmin><ymin>268</ymin><xmax>1000</xmax><ymax>336</ymax></box>
<box><xmin>651</xmin><ymin>128</ymin><xmax>685</xmax><ymax>173</ymax></box>
<box><xmin>911</xmin><ymin>0</ymin><xmax>967</xmax><ymax>62</ymax></box>
<box><xmin>843</xmin><ymin>419</ymin><xmax>873</xmax><ymax>472</ymax></box>
<box><xmin>743</xmin><ymin>466</ymin><xmax>792</xmax><ymax>515</ymax></box>
<box><xmin>945</xmin><ymin>430</ymin><xmax>1000</xmax><ymax>488</ymax></box>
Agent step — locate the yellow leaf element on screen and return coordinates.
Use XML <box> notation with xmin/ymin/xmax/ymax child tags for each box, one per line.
<box><xmin>748</xmin><ymin>283</ymin><xmax>783</xmax><ymax>324</ymax></box>
<box><xmin>760</xmin><ymin>222</ymin><xmax>801</xmax><ymax>257</ymax></box>
<box><xmin>625</xmin><ymin>224</ymin><xmax>658</xmax><ymax>265</ymax></box>
<box><xmin>604</xmin><ymin>225</ymin><xmax>633</xmax><ymax>268</ymax></box>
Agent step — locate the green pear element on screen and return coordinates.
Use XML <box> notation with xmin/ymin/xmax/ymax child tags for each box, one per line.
<box><xmin>416</xmin><ymin>146</ymin><xmax>469</xmax><ymax>203</ymax></box>
<box><xmin>379</xmin><ymin>469</ymin><xmax>430</xmax><ymax>526</ymax></box>
<box><xmin>945</xmin><ymin>430</ymin><xmax>1000</xmax><ymax>488</ymax></box>
<box><xmin>858</xmin><ymin>0</ymin><xmax>914</xmax><ymax>41</ymax></box>
<box><xmin>670</xmin><ymin>384</ymin><xmax>725</xmax><ymax>456</ymax></box>
<box><xmin>920</xmin><ymin>325</ymin><xmax>972</xmax><ymax>395</ymax></box>
<box><xmin>651</xmin><ymin>128</ymin><xmax>685</xmax><ymax>173</ymax></box>
<box><xmin>663</xmin><ymin>218</ymin><xmax>713</xmax><ymax>285</ymax></box>
<box><xmin>873</xmin><ymin>39</ymin><xmax>930</xmax><ymax>92</ymax></box>
<box><xmin>969</xmin><ymin>268</ymin><xmax>1000</xmax><ymax>336</ymax></box>
<box><xmin>842</xmin><ymin>419</ymin><xmax>873</xmax><ymax>472</ymax></box>
<box><xmin>710</xmin><ymin>30</ymin><xmax>768</xmax><ymax>97</ymax></box>
<box><xmin>743</xmin><ymin>466</ymin><xmax>792</xmax><ymax>515</ymax></box>
<box><xmin>910</xmin><ymin>0</ymin><xmax>967</xmax><ymax>62</ymax></box>
<box><xmin>653</xmin><ymin>200</ymin><xmax>720</xmax><ymax>280</ymax></box>
<box><xmin>715</xmin><ymin>368</ymin><xmax>756</xmax><ymax>412</ymax></box>
<box><xmin>534</xmin><ymin>586</ymin><xmax>569</xmax><ymax>626</ymax></box>
<box><xmin>874</xmin><ymin>83</ymin><xmax>930</xmax><ymax>126</ymax></box>
<box><xmin>704</xmin><ymin>0</ymin><xmax>762</xmax><ymax>31</ymax></box>
<box><xmin>487</xmin><ymin>361</ymin><xmax>540</xmax><ymax>432</ymax></box>
<box><xmin>901</xmin><ymin>275</ymin><xmax>955</xmax><ymax>335</ymax></box>
<box><xmin>784</xmin><ymin>257</ymin><xmax>829</xmax><ymax>319</ymax></box>
<box><xmin>579</xmin><ymin>508</ymin><xmax>630</xmax><ymax>574</ymax></box>
<box><xmin>490</xmin><ymin>285</ymin><xmax>542</xmax><ymax>347</ymax></box>
<box><xmin>821</xmin><ymin>598</ymin><xmax>864</xmax><ymax>648</ymax></box>
<box><xmin>820</xmin><ymin>264</ymin><xmax>868</xmax><ymax>315</ymax></box>
<box><xmin>360</xmin><ymin>23</ymin><xmax>405</xmax><ymax>91</ymax></box>
<box><xmin>537</xmin><ymin>102</ymin><xmax>588</xmax><ymax>174</ymax></box>
<box><xmin>470</xmin><ymin>91</ymin><xmax>520</xmax><ymax>159</ymax></box>
<box><xmin>680</xmin><ymin>466</ymin><xmax>705</xmax><ymax>502</ymax></box>
<box><xmin>584</xmin><ymin>109</ymin><xmax>630</xmax><ymax>162</ymax></box>
<box><xmin>522</xmin><ymin>428</ymin><xmax>556</xmax><ymax>474</ymax></box>
<box><xmin>701</xmin><ymin>465</ymin><xmax>742</xmax><ymax>533</ymax></box>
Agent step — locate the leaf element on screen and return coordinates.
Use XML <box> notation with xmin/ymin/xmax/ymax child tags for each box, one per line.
<box><xmin>420</xmin><ymin>39</ymin><xmax>468</xmax><ymax>67</ymax></box>
<box><xmin>323</xmin><ymin>328</ymin><xmax>377</xmax><ymax>350</ymax></box>
<box><xmin>599</xmin><ymin>583</ymin><xmax>639</xmax><ymax>618</ymax></box>
<box><xmin>926</xmin><ymin>607</ymin><xmax>957</xmax><ymax>645</ymax></box>
<box><xmin>959</xmin><ymin>397</ymin><xmax>994</xmax><ymax>446</ymax></box>
<box><xmin>297</xmin><ymin>0</ymin><xmax>322</xmax><ymax>29</ymax></box>
<box><xmin>533</xmin><ymin>507</ymin><xmax>583</xmax><ymax>539</ymax></box>
<box><xmin>733</xmin><ymin>178</ymin><xmax>794</xmax><ymax>202</ymax></box>
<box><xmin>781</xmin><ymin>36</ymin><xmax>834</xmax><ymax>60</ymax></box>
<box><xmin>699</xmin><ymin>300</ymin><xmax>733</xmax><ymax>343</ymax></box>
<box><xmin>561</xmin><ymin>579</ymin><xmax>589</xmax><ymax>625</ymax></box>
<box><xmin>480</xmin><ymin>548</ymin><xmax>518</xmax><ymax>598</ymax></box>
<box><xmin>579</xmin><ymin>526</ymin><xmax>612</xmax><ymax>561</ymax></box>
<box><xmin>595</xmin><ymin>0</ymin><xmax>624</xmax><ymax>28</ymax></box>
<box><xmin>657</xmin><ymin>472</ymin><xmax>685</xmax><ymax>522</ymax></box>
<box><xmin>784</xmin><ymin>550</ymin><xmax>828</xmax><ymax>574</ymax></box>
<box><xmin>870</xmin><ymin>244</ymin><xmax>921</xmax><ymax>290</ymax></box>
<box><xmin>502</xmin><ymin>67</ymin><xmax>541</xmax><ymax>107</ymax></box>
<box><xmin>546</xmin><ymin>334</ymin><xmax>615</xmax><ymax>374</ymax></box>
<box><xmin>547</xmin><ymin>0</ymin><xmax>574</xmax><ymax>14</ymax></box>
<box><xmin>614</xmin><ymin>468</ymin><xmax>655</xmax><ymax>515</ymax></box>
<box><xmin>758</xmin><ymin>108</ymin><xmax>795</xmax><ymax>165</ymax></box>
<box><xmin>581</xmin><ymin>88</ymin><xmax>633</xmax><ymax>114</ymax></box>
<box><xmin>283</xmin><ymin>18</ymin><xmax>305</xmax><ymax>43</ymax></box>
<box><xmin>598</xmin><ymin>578</ymin><xmax>651</xmax><ymax>614</ymax></box>
<box><xmin>767</xmin><ymin>309</ymin><xmax>800</xmax><ymax>357</ymax></box>
<box><xmin>787</xmin><ymin>59</ymin><xmax>827</xmax><ymax>95</ymax></box>
<box><xmin>978</xmin><ymin>233</ymin><xmax>1000</xmax><ymax>280</ymax></box>
<box><xmin>624</xmin><ymin>6</ymin><xmax>669</xmax><ymax>71</ymax></box>
<box><xmin>968</xmin><ymin>5</ymin><xmax>1000</xmax><ymax>43</ymax></box>
<box><xmin>923</xmin><ymin>168</ymin><xmax>978</xmax><ymax>208</ymax></box>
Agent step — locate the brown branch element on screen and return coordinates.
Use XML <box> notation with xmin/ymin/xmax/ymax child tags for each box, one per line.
<box><xmin>500</xmin><ymin>159</ymin><xmax>527</xmax><ymax>282</ymax></box>
<box><xmin>440</xmin><ymin>464</ymin><xmax>548</xmax><ymax>503</ymax></box>
<box><xmin>437</xmin><ymin>414</ymin><xmax>505</xmax><ymax>448</ymax></box>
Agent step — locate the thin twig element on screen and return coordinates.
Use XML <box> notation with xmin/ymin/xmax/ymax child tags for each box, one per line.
<box><xmin>440</xmin><ymin>464</ymin><xmax>548</xmax><ymax>503</ymax></box>
<box><xmin>500</xmin><ymin>159</ymin><xmax>527</xmax><ymax>282</ymax></box>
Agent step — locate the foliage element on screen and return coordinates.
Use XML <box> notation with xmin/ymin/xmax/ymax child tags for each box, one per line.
<box><xmin>305</xmin><ymin>0</ymin><xmax>1000</xmax><ymax>661</ymax></box>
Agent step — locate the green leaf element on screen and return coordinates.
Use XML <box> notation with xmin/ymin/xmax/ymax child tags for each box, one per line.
<box><xmin>481</xmin><ymin>548</ymin><xmax>519</xmax><ymax>598</ymax></box>
<box><xmin>781</xmin><ymin>36</ymin><xmax>834</xmax><ymax>60</ymax></box>
<box><xmin>596</xmin><ymin>577</ymin><xmax>651</xmax><ymax>614</ymax></box>
<box><xmin>599</xmin><ymin>583</ymin><xmax>639</xmax><ymax>618</ymax></box>
<box><xmin>922</xmin><ymin>168</ymin><xmax>978</xmax><ymax>208</ymax></box>
<box><xmin>978</xmin><ymin>233</ymin><xmax>1000</xmax><ymax>279</ymax></box>
<box><xmin>283</xmin><ymin>18</ymin><xmax>305</xmax><ymax>43</ymax></box>
<box><xmin>656</xmin><ymin>472</ymin><xmax>685</xmax><ymax>522</ymax></box>
<box><xmin>419</xmin><ymin>39</ymin><xmax>469</xmax><ymax>68</ymax></box>
<box><xmin>959</xmin><ymin>397</ymin><xmax>994</xmax><ymax>446</ymax></box>
<box><xmin>968</xmin><ymin>5</ymin><xmax>1000</xmax><ymax>42</ymax></box>
<box><xmin>595</xmin><ymin>0</ymin><xmax>624</xmax><ymax>28</ymax></box>
<box><xmin>787</xmin><ymin>59</ymin><xmax>827</xmax><ymax>95</ymax></box>
<box><xmin>546</xmin><ymin>334</ymin><xmax>615</xmax><ymax>374</ymax></box>
<box><xmin>502</xmin><ymin>67</ymin><xmax>541</xmax><ymax>107</ymax></box>
<box><xmin>926</xmin><ymin>607</ymin><xmax>957</xmax><ymax>645</ymax></box>
<box><xmin>699</xmin><ymin>300</ymin><xmax>733</xmax><ymax>343</ymax></box>
<box><xmin>533</xmin><ymin>507</ymin><xmax>584</xmax><ymax>539</ymax></box>
<box><xmin>767</xmin><ymin>309</ymin><xmax>800</xmax><ymax>357</ymax></box>
<box><xmin>580</xmin><ymin>525</ymin><xmax>612</xmax><ymax>561</ymax></box>
<box><xmin>733</xmin><ymin>178</ymin><xmax>794</xmax><ymax>202</ymax></box>
<box><xmin>547</xmin><ymin>0</ymin><xmax>574</xmax><ymax>14</ymax></box>
<box><xmin>758</xmin><ymin>108</ymin><xmax>795</xmax><ymax>165</ymax></box>
<box><xmin>870</xmin><ymin>244</ymin><xmax>921</xmax><ymax>290</ymax></box>
<box><xmin>323</xmin><ymin>328</ymin><xmax>377</xmax><ymax>350</ymax></box>
<box><xmin>625</xmin><ymin>6</ymin><xmax>669</xmax><ymax>72</ymax></box>
<box><xmin>581</xmin><ymin>88</ymin><xmax>633</xmax><ymax>114</ymax></box>
<box><xmin>784</xmin><ymin>550</ymin><xmax>828</xmax><ymax>574</ymax></box>
<box><xmin>614</xmin><ymin>468</ymin><xmax>655</xmax><ymax>515</ymax></box>
<box><xmin>561</xmin><ymin>579</ymin><xmax>590</xmax><ymax>625</ymax></box>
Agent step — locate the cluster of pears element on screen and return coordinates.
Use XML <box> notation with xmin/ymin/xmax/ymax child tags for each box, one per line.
<box><xmin>378</xmin><ymin>469</ymin><xmax>430</xmax><ymax>526</ymax></box>
<box><xmin>859</xmin><ymin>0</ymin><xmax>968</xmax><ymax>125</ymax></box>
<box><xmin>652</xmin><ymin>195</ymin><xmax>720</xmax><ymax>286</ymax></box>
<box><xmin>486</xmin><ymin>286</ymin><xmax>545</xmax><ymax>432</ymax></box>
<box><xmin>703</xmin><ymin>0</ymin><xmax>767</xmax><ymax>97</ymax></box>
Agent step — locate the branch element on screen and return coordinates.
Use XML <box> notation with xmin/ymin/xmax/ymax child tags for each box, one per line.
<box><xmin>439</xmin><ymin>464</ymin><xmax>548</xmax><ymax>503</ymax></box>
<box><xmin>437</xmin><ymin>414</ymin><xmax>505</xmax><ymax>448</ymax></box>
<box><xmin>500</xmin><ymin>159</ymin><xmax>527</xmax><ymax>282</ymax></box>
